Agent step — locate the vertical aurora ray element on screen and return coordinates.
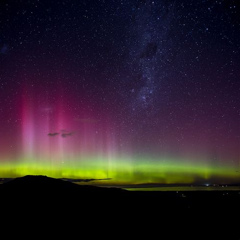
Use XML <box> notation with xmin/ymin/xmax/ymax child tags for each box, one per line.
<box><xmin>14</xmin><ymin>85</ymin><xmax>120</xmax><ymax>179</ymax></box>
<box><xmin>21</xmin><ymin>94</ymin><xmax>35</xmax><ymax>159</ymax></box>
<box><xmin>0</xmin><ymin>84</ymin><xmax>238</xmax><ymax>184</ymax></box>
<box><xmin>0</xmin><ymin>80</ymin><xmax>237</xmax><ymax>186</ymax></box>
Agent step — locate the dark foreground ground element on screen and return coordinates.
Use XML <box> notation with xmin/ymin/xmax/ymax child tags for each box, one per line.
<box><xmin>0</xmin><ymin>175</ymin><xmax>239</xmax><ymax>239</ymax></box>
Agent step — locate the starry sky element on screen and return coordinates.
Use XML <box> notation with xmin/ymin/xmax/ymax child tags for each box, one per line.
<box><xmin>0</xmin><ymin>0</ymin><xmax>240</xmax><ymax>184</ymax></box>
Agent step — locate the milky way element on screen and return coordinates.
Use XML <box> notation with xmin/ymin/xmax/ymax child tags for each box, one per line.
<box><xmin>0</xmin><ymin>0</ymin><xmax>240</xmax><ymax>184</ymax></box>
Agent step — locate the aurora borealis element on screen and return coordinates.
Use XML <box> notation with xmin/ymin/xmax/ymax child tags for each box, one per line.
<box><xmin>0</xmin><ymin>0</ymin><xmax>240</xmax><ymax>185</ymax></box>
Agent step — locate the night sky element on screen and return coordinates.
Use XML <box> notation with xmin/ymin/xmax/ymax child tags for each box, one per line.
<box><xmin>0</xmin><ymin>0</ymin><xmax>240</xmax><ymax>185</ymax></box>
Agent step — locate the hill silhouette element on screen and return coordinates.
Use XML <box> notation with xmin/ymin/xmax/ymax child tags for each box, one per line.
<box><xmin>0</xmin><ymin>175</ymin><xmax>239</xmax><ymax>238</ymax></box>
<box><xmin>1</xmin><ymin>175</ymin><xmax>240</xmax><ymax>211</ymax></box>
<box><xmin>0</xmin><ymin>175</ymin><xmax>126</xmax><ymax>200</ymax></box>
<box><xmin>0</xmin><ymin>175</ymin><xmax>131</xmax><ymax>218</ymax></box>
<box><xmin>1</xmin><ymin>175</ymin><xmax>240</xmax><ymax>214</ymax></box>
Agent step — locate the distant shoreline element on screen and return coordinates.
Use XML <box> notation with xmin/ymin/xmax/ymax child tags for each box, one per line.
<box><xmin>1</xmin><ymin>177</ymin><xmax>240</xmax><ymax>192</ymax></box>
<box><xmin>73</xmin><ymin>181</ymin><xmax>240</xmax><ymax>191</ymax></box>
<box><xmin>124</xmin><ymin>186</ymin><xmax>240</xmax><ymax>191</ymax></box>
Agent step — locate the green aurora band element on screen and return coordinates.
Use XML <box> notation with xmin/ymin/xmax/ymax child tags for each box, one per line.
<box><xmin>0</xmin><ymin>155</ymin><xmax>239</xmax><ymax>185</ymax></box>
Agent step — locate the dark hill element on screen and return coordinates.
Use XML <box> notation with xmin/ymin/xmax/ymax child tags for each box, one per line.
<box><xmin>0</xmin><ymin>175</ymin><xmax>127</xmax><ymax>198</ymax></box>
<box><xmin>0</xmin><ymin>175</ymin><xmax>131</xmax><ymax>217</ymax></box>
<box><xmin>0</xmin><ymin>175</ymin><xmax>239</xmax><ymax>238</ymax></box>
<box><xmin>0</xmin><ymin>175</ymin><xmax>188</xmax><ymax>215</ymax></box>
<box><xmin>1</xmin><ymin>175</ymin><xmax>240</xmax><ymax>215</ymax></box>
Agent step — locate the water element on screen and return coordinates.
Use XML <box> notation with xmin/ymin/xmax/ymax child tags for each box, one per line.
<box><xmin>124</xmin><ymin>186</ymin><xmax>240</xmax><ymax>191</ymax></box>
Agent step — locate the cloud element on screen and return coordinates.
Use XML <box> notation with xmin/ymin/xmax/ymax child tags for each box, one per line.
<box><xmin>48</xmin><ymin>133</ymin><xmax>59</xmax><ymax>137</ymax></box>
<box><xmin>61</xmin><ymin>132</ymin><xmax>74</xmax><ymax>138</ymax></box>
<box><xmin>48</xmin><ymin>130</ymin><xmax>75</xmax><ymax>137</ymax></box>
<box><xmin>59</xmin><ymin>129</ymin><xmax>75</xmax><ymax>137</ymax></box>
